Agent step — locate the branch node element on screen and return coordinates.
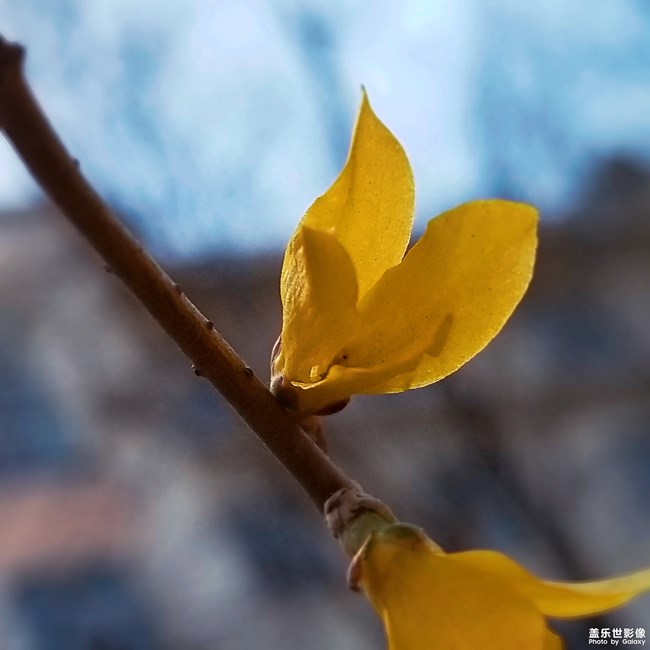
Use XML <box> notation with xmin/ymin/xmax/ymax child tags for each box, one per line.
<box><xmin>325</xmin><ymin>485</ymin><xmax>396</xmax><ymax>556</ymax></box>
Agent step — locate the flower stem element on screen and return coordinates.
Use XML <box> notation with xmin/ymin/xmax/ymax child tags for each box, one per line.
<box><xmin>0</xmin><ymin>35</ymin><xmax>356</xmax><ymax>514</ymax></box>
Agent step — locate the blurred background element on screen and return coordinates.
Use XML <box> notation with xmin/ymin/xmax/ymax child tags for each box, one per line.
<box><xmin>1</xmin><ymin>1</ymin><xmax>649</xmax><ymax>648</ymax></box>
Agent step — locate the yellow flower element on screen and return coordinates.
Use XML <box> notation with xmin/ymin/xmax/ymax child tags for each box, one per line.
<box><xmin>350</xmin><ymin>523</ymin><xmax>650</xmax><ymax>650</ymax></box>
<box><xmin>272</xmin><ymin>90</ymin><xmax>538</xmax><ymax>415</ymax></box>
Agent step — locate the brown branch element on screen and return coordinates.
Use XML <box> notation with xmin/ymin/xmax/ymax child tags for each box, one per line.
<box><xmin>0</xmin><ymin>36</ymin><xmax>355</xmax><ymax>512</ymax></box>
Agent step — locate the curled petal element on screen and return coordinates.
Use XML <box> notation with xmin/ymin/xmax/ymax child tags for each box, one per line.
<box><xmin>289</xmin><ymin>313</ymin><xmax>452</xmax><ymax>413</ymax></box>
<box><xmin>278</xmin><ymin>227</ymin><xmax>360</xmax><ymax>383</ymax></box>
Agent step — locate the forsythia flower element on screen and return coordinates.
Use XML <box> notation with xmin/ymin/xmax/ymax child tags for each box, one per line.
<box><xmin>272</xmin><ymin>90</ymin><xmax>538</xmax><ymax>415</ymax></box>
<box><xmin>350</xmin><ymin>523</ymin><xmax>650</xmax><ymax>650</ymax></box>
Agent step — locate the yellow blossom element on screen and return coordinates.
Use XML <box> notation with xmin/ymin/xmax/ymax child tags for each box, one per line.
<box><xmin>272</xmin><ymin>90</ymin><xmax>538</xmax><ymax>414</ymax></box>
<box><xmin>350</xmin><ymin>523</ymin><xmax>650</xmax><ymax>650</ymax></box>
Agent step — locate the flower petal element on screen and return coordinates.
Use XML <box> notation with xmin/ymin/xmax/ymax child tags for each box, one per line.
<box><xmin>451</xmin><ymin>550</ymin><xmax>650</xmax><ymax>618</ymax></box>
<box><xmin>357</xmin><ymin>525</ymin><xmax>549</xmax><ymax>650</ymax></box>
<box><xmin>278</xmin><ymin>227</ymin><xmax>360</xmax><ymax>383</ymax></box>
<box><xmin>291</xmin><ymin>88</ymin><xmax>414</xmax><ymax>300</ymax></box>
<box><xmin>543</xmin><ymin>630</ymin><xmax>563</xmax><ymax>650</ymax></box>
<box><xmin>288</xmin><ymin>353</ymin><xmax>423</xmax><ymax>414</ymax></box>
<box><xmin>336</xmin><ymin>200</ymin><xmax>537</xmax><ymax>394</ymax></box>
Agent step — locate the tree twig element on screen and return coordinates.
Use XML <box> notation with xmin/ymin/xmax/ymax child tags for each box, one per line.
<box><xmin>0</xmin><ymin>36</ymin><xmax>355</xmax><ymax>512</ymax></box>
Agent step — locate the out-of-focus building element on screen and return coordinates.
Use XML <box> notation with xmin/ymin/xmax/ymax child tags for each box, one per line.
<box><xmin>0</xmin><ymin>157</ymin><xmax>649</xmax><ymax>649</ymax></box>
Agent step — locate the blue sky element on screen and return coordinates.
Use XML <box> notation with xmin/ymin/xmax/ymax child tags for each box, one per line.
<box><xmin>2</xmin><ymin>0</ymin><xmax>650</xmax><ymax>257</ymax></box>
